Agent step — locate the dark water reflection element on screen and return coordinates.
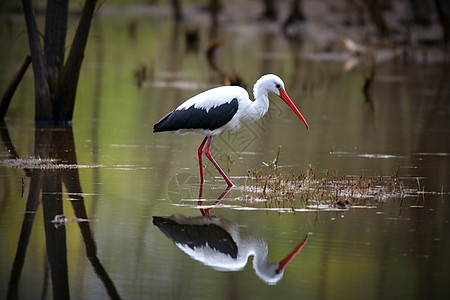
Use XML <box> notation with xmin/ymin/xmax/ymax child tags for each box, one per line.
<box><xmin>2</xmin><ymin>124</ymin><xmax>120</xmax><ymax>299</ymax></box>
<box><xmin>1</xmin><ymin>5</ymin><xmax>450</xmax><ymax>300</ymax></box>
<box><xmin>154</xmin><ymin>185</ymin><xmax>308</xmax><ymax>285</ymax></box>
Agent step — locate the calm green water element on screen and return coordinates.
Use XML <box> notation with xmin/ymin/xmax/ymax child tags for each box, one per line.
<box><xmin>1</xmin><ymin>6</ymin><xmax>449</xmax><ymax>300</ymax></box>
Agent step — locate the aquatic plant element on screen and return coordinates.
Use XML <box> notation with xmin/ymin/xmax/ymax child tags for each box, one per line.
<box><xmin>243</xmin><ymin>150</ymin><xmax>420</xmax><ymax>211</ymax></box>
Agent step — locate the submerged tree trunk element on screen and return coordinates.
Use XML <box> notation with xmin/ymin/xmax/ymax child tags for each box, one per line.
<box><xmin>54</xmin><ymin>0</ymin><xmax>97</xmax><ymax>123</ymax></box>
<box><xmin>21</xmin><ymin>0</ymin><xmax>52</xmax><ymax>121</ymax></box>
<box><xmin>44</xmin><ymin>0</ymin><xmax>68</xmax><ymax>93</ymax></box>
<box><xmin>21</xmin><ymin>0</ymin><xmax>97</xmax><ymax>124</ymax></box>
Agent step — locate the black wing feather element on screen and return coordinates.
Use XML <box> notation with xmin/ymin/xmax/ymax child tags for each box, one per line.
<box><xmin>153</xmin><ymin>216</ymin><xmax>238</xmax><ymax>258</ymax></box>
<box><xmin>153</xmin><ymin>98</ymin><xmax>239</xmax><ymax>132</ymax></box>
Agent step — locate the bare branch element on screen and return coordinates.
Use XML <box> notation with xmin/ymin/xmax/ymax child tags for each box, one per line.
<box><xmin>54</xmin><ymin>0</ymin><xmax>98</xmax><ymax>123</ymax></box>
<box><xmin>21</xmin><ymin>0</ymin><xmax>52</xmax><ymax>120</ymax></box>
<box><xmin>44</xmin><ymin>0</ymin><xmax>68</xmax><ymax>93</ymax></box>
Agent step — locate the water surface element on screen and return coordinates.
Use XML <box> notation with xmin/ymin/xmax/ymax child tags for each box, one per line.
<box><xmin>1</xmin><ymin>5</ymin><xmax>449</xmax><ymax>300</ymax></box>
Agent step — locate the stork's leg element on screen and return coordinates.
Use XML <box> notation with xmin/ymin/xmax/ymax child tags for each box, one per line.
<box><xmin>199</xmin><ymin>185</ymin><xmax>232</xmax><ymax>218</ymax></box>
<box><xmin>197</xmin><ymin>137</ymin><xmax>208</xmax><ymax>185</ymax></box>
<box><xmin>197</xmin><ymin>181</ymin><xmax>209</xmax><ymax>217</ymax></box>
<box><xmin>204</xmin><ymin>137</ymin><xmax>234</xmax><ymax>188</ymax></box>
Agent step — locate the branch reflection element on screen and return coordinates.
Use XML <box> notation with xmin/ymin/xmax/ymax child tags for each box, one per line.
<box><xmin>3</xmin><ymin>124</ymin><xmax>121</xmax><ymax>300</ymax></box>
<box><xmin>153</xmin><ymin>184</ymin><xmax>308</xmax><ymax>285</ymax></box>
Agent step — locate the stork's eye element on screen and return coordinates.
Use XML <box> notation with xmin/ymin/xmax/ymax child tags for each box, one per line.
<box><xmin>275</xmin><ymin>83</ymin><xmax>281</xmax><ymax>88</ymax></box>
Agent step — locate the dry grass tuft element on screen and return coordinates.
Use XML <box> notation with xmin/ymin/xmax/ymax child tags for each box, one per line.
<box><xmin>243</xmin><ymin>152</ymin><xmax>419</xmax><ymax>211</ymax></box>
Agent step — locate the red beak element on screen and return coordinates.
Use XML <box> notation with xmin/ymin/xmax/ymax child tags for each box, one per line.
<box><xmin>279</xmin><ymin>89</ymin><xmax>309</xmax><ymax>129</ymax></box>
<box><xmin>277</xmin><ymin>234</ymin><xmax>308</xmax><ymax>273</ymax></box>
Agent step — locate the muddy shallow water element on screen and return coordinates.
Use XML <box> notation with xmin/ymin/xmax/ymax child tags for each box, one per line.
<box><xmin>1</xmin><ymin>3</ymin><xmax>449</xmax><ymax>300</ymax></box>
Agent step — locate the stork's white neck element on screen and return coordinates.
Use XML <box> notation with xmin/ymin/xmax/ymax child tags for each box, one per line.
<box><xmin>249</xmin><ymin>79</ymin><xmax>271</xmax><ymax>121</ymax></box>
<box><xmin>252</xmin><ymin>238</ymin><xmax>269</xmax><ymax>265</ymax></box>
<box><xmin>251</xmin><ymin>237</ymin><xmax>284</xmax><ymax>284</ymax></box>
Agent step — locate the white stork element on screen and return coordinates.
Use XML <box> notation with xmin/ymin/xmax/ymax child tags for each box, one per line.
<box><xmin>153</xmin><ymin>74</ymin><xmax>309</xmax><ymax>187</ymax></box>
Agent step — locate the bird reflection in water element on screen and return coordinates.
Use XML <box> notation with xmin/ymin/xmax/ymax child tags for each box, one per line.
<box><xmin>153</xmin><ymin>185</ymin><xmax>308</xmax><ymax>285</ymax></box>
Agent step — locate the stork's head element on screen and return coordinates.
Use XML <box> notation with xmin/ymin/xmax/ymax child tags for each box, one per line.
<box><xmin>255</xmin><ymin>74</ymin><xmax>309</xmax><ymax>129</ymax></box>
